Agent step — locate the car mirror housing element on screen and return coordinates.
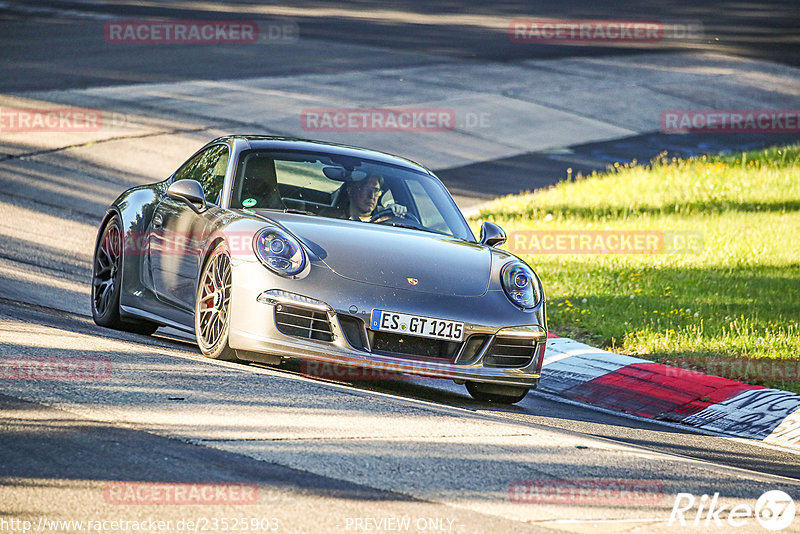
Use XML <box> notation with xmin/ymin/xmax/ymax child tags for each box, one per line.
<box><xmin>479</xmin><ymin>221</ymin><xmax>506</xmax><ymax>247</ymax></box>
<box><xmin>167</xmin><ymin>179</ymin><xmax>207</xmax><ymax>213</ymax></box>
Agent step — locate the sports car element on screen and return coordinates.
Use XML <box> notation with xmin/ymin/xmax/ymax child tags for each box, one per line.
<box><xmin>92</xmin><ymin>135</ymin><xmax>547</xmax><ymax>403</ymax></box>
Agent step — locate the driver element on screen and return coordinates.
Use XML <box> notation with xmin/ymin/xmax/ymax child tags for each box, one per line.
<box><xmin>325</xmin><ymin>174</ymin><xmax>407</xmax><ymax>221</ymax></box>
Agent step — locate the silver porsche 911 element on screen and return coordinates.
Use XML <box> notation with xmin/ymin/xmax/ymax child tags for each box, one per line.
<box><xmin>92</xmin><ymin>135</ymin><xmax>547</xmax><ymax>403</ymax></box>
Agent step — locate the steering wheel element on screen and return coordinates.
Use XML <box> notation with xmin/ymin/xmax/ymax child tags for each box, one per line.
<box><xmin>369</xmin><ymin>207</ymin><xmax>421</xmax><ymax>225</ymax></box>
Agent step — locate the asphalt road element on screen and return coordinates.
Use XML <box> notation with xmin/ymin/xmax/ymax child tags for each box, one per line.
<box><xmin>2</xmin><ymin>1</ymin><xmax>800</xmax><ymax>532</ymax></box>
<box><xmin>3</xmin><ymin>298</ymin><xmax>800</xmax><ymax>533</ymax></box>
<box><xmin>1</xmin><ymin>0</ymin><xmax>799</xmax><ymax>92</ymax></box>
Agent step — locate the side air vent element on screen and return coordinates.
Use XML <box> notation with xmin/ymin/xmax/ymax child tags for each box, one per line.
<box><xmin>338</xmin><ymin>314</ymin><xmax>369</xmax><ymax>351</ymax></box>
<box><xmin>455</xmin><ymin>334</ymin><xmax>490</xmax><ymax>364</ymax></box>
<box><xmin>484</xmin><ymin>336</ymin><xmax>538</xmax><ymax>368</ymax></box>
<box><xmin>275</xmin><ymin>304</ymin><xmax>333</xmax><ymax>342</ymax></box>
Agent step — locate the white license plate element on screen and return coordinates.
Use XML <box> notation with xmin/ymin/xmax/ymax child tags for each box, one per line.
<box><xmin>370</xmin><ymin>310</ymin><xmax>464</xmax><ymax>342</ymax></box>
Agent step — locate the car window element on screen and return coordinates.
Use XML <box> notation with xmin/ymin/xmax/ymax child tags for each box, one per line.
<box><xmin>407</xmin><ymin>179</ymin><xmax>449</xmax><ymax>233</ymax></box>
<box><xmin>231</xmin><ymin>150</ymin><xmax>474</xmax><ymax>241</ymax></box>
<box><xmin>275</xmin><ymin>160</ymin><xmax>340</xmax><ymax>194</ymax></box>
<box><xmin>173</xmin><ymin>144</ymin><xmax>229</xmax><ymax>204</ymax></box>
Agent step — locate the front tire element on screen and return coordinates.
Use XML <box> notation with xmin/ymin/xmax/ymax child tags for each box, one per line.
<box><xmin>465</xmin><ymin>381</ymin><xmax>530</xmax><ymax>404</ymax></box>
<box><xmin>195</xmin><ymin>244</ymin><xmax>237</xmax><ymax>361</ymax></box>
<box><xmin>91</xmin><ymin>215</ymin><xmax>158</xmax><ymax>335</ymax></box>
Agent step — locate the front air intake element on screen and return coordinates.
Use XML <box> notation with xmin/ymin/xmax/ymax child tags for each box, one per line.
<box><xmin>275</xmin><ymin>304</ymin><xmax>333</xmax><ymax>342</ymax></box>
<box><xmin>484</xmin><ymin>336</ymin><xmax>539</xmax><ymax>368</ymax></box>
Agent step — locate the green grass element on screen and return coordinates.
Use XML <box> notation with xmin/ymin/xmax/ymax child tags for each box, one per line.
<box><xmin>471</xmin><ymin>145</ymin><xmax>800</xmax><ymax>392</ymax></box>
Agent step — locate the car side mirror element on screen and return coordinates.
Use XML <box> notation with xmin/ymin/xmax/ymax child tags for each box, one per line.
<box><xmin>167</xmin><ymin>179</ymin><xmax>207</xmax><ymax>213</ymax></box>
<box><xmin>479</xmin><ymin>221</ymin><xmax>506</xmax><ymax>247</ymax></box>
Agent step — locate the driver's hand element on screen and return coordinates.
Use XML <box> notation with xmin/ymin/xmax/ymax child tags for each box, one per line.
<box><xmin>389</xmin><ymin>203</ymin><xmax>407</xmax><ymax>217</ymax></box>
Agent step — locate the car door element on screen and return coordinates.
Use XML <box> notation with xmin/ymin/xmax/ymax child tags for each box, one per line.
<box><xmin>148</xmin><ymin>144</ymin><xmax>230</xmax><ymax>313</ymax></box>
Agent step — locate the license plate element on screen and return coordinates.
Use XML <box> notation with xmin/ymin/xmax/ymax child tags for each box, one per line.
<box><xmin>370</xmin><ymin>309</ymin><xmax>464</xmax><ymax>342</ymax></box>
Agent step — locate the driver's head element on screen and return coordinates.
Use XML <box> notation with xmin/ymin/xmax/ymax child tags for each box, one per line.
<box><xmin>348</xmin><ymin>174</ymin><xmax>383</xmax><ymax>216</ymax></box>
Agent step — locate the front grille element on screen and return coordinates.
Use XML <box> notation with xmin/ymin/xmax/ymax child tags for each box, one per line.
<box><xmin>371</xmin><ymin>331</ymin><xmax>460</xmax><ymax>361</ymax></box>
<box><xmin>484</xmin><ymin>336</ymin><xmax>538</xmax><ymax>368</ymax></box>
<box><xmin>275</xmin><ymin>304</ymin><xmax>333</xmax><ymax>342</ymax></box>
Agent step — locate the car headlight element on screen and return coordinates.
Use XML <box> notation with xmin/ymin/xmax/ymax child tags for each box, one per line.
<box><xmin>501</xmin><ymin>261</ymin><xmax>541</xmax><ymax>309</ymax></box>
<box><xmin>253</xmin><ymin>227</ymin><xmax>307</xmax><ymax>277</ymax></box>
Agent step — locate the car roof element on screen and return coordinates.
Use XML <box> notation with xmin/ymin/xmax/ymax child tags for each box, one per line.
<box><xmin>210</xmin><ymin>135</ymin><xmax>434</xmax><ymax>175</ymax></box>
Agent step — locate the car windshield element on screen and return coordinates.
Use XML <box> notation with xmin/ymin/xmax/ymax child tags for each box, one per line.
<box><xmin>230</xmin><ymin>150</ymin><xmax>475</xmax><ymax>241</ymax></box>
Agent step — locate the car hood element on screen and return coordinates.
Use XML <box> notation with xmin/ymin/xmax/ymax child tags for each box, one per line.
<box><xmin>255</xmin><ymin>212</ymin><xmax>490</xmax><ymax>297</ymax></box>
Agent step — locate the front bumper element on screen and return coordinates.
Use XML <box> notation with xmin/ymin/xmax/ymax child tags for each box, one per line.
<box><xmin>228</xmin><ymin>259</ymin><xmax>546</xmax><ymax>387</ymax></box>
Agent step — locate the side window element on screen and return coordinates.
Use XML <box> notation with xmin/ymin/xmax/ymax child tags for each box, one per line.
<box><xmin>407</xmin><ymin>179</ymin><xmax>450</xmax><ymax>235</ymax></box>
<box><xmin>173</xmin><ymin>145</ymin><xmax>230</xmax><ymax>204</ymax></box>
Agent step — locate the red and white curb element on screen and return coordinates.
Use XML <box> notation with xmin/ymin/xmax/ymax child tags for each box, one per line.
<box><xmin>541</xmin><ymin>335</ymin><xmax>800</xmax><ymax>451</ymax></box>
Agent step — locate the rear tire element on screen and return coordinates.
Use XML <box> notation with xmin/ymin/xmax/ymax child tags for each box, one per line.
<box><xmin>195</xmin><ymin>244</ymin><xmax>237</xmax><ymax>361</ymax></box>
<box><xmin>91</xmin><ymin>215</ymin><xmax>158</xmax><ymax>335</ymax></box>
<box><xmin>465</xmin><ymin>381</ymin><xmax>530</xmax><ymax>404</ymax></box>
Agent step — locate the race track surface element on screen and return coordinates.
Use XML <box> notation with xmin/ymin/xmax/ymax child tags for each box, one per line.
<box><xmin>2</xmin><ymin>2</ymin><xmax>800</xmax><ymax>532</ymax></box>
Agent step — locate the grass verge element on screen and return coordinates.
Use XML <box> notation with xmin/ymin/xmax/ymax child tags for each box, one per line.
<box><xmin>471</xmin><ymin>145</ymin><xmax>800</xmax><ymax>393</ymax></box>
